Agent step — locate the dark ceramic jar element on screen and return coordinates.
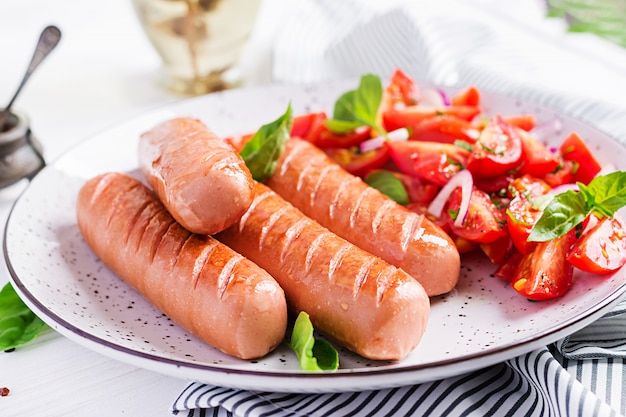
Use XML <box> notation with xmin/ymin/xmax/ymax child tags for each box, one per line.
<box><xmin>0</xmin><ymin>110</ymin><xmax>45</xmax><ymax>188</ymax></box>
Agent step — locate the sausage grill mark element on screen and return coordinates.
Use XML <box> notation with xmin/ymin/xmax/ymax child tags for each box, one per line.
<box><xmin>376</xmin><ymin>266</ymin><xmax>396</xmax><ymax>305</ymax></box>
<box><xmin>259</xmin><ymin>205</ymin><xmax>290</xmax><ymax>251</ymax></box>
<box><xmin>371</xmin><ymin>199</ymin><xmax>396</xmax><ymax>234</ymax></box>
<box><xmin>280</xmin><ymin>217</ymin><xmax>310</xmax><ymax>264</ymax></box>
<box><xmin>189</xmin><ymin>237</ymin><xmax>218</xmax><ymax>290</ymax></box>
<box><xmin>328</xmin><ymin>242</ymin><xmax>351</xmax><ymax>282</ymax></box>
<box><xmin>216</xmin><ymin>253</ymin><xmax>244</xmax><ymax>299</ymax></box>
<box><xmin>309</xmin><ymin>164</ymin><xmax>336</xmax><ymax>206</ymax></box>
<box><xmin>238</xmin><ymin>190</ymin><xmax>273</xmax><ymax>233</ymax></box>
<box><xmin>304</xmin><ymin>231</ymin><xmax>333</xmax><ymax>274</ymax></box>
<box><xmin>349</xmin><ymin>186</ymin><xmax>376</xmax><ymax>230</ymax></box>
<box><xmin>354</xmin><ymin>256</ymin><xmax>377</xmax><ymax>298</ymax></box>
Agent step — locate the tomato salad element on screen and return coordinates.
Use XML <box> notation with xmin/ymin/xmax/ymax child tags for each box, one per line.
<box><xmin>282</xmin><ymin>69</ymin><xmax>626</xmax><ymax>301</ymax></box>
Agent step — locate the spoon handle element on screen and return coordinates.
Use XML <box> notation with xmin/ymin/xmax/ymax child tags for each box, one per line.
<box><xmin>1</xmin><ymin>26</ymin><xmax>62</xmax><ymax>126</ymax></box>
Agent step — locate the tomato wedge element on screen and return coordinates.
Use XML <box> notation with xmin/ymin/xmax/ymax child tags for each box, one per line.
<box><xmin>406</xmin><ymin>115</ymin><xmax>480</xmax><ymax>144</ymax></box>
<box><xmin>466</xmin><ymin>114</ymin><xmax>524</xmax><ymax>179</ymax></box>
<box><xmin>291</xmin><ymin>112</ymin><xmax>327</xmax><ymax>140</ymax></box>
<box><xmin>507</xmin><ymin>174</ymin><xmax>551</xmax><ymax>199</ymax></box>
<box><xmin>325</xmin><ymin>147</ymin><xmax>390</xmax><ymax>177</ymax></box>
<box><xmin>386</xmin><ymin>141</ymin><xmax>470</xmax><ymax>186</ymax></box>
<box><xmin>567</xmin><ymin>214</ymin><xmax>626</xmax><ymax>274</ymax></box>
<box><xmin>451</xmin><ymin>86</ymin><xmax>480</xmax><ymax>107</ymax></box>
<box><xmin>511</xmin><ymin>229</ymin><xmax>578</xmax><ymax>300</ymax></box>
<box><xmin>517</xmin><ymin>129</ymin><xmax>560</xmax><ymax>178</ymax></box>
<box><xmin>502</xmin><ymin>114</ymin><xmax>536</xmax><ymax>131</ymax></box>
<box><xmin>544</xmin><ymin>159</ymin><xmax>576</xmax><ymax>187</ymax></box>
<box><xmin>559</xmin><ymin>132</ymin><xmax>602</xmax><ymax>185</ymax></box>
<box><xmin>444</xmin><ymin>186</ymin><xmax>508</xmax><ymax>244</ymax></box>
<box><xmin>506</xmin><ymin>193</ymin><xmax>541</xmax><ymax>255</ymax></box>
<box><xmin>292</xmin><ymin>112</ymin><xmax>372</xmax><ymax>148</ymax></box>
<box><xmin>382</xmin><ymin>105</ymin><xmax>481</xmax><ymax>132</ymax></box>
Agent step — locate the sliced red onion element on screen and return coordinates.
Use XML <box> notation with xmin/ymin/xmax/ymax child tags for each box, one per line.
<box><xmin>548</xmin><ymin>183</ymin><xmax>579</xmax><ymax>196</ymax></box>
<box><xmin>427</xmin><ymin>169</ymin><xmax>473</xmax><ymax>227</ymax></box>
<box><xmin>359</xmin><ymin>128</ymin><xmax>409</xmax><ymax>152</ymax></box>
<box><xmin>530</xmin><ymin>118</ymin><xmax>562</xmax><ymax>143</ymax></box>
<box><xmin>420</xmin><ymin>89</ymin><xmax>446</xmax><ymax>107</ymax></box>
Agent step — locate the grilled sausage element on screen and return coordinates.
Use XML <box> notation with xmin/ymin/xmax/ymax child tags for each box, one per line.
<box><xmin>138</xmin><ymin>117</ymin><xmax>255</xmax><ymax>235</ymax></box>
<box><xmin>76</xmin><ymin>172</ymin><xmax>287</xmax><ymax>359</ymax></box>
<box><xmin>217</xmin><ymin>181</ymin><xmax>430</xmax><ymax>361</ymax></box>
<box><xmin>265</xmin><ymin>138</ymin><xmax>461</xmax><ymax>296</ymax></box>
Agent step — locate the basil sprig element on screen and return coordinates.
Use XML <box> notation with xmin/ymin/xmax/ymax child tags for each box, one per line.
<box><xmin>240</xmin><ymin>103</ymin><xmax>293</xmax><ymax>182</ymax></box>
<box><xmin>528</xmin><ymin>171</ymin><xmax>626</xmax><ymax>242</ymax></box>
<box><xmin>0</xmin><ymin>282</ymin><xmax>48</xmax><ymax>351</ymax></box>
<box><xmin>324</xmin><ymin>74</ymin><xmax>387</xmax><ymax>137</ymax></box>
<box><xmin>289</xmin><ymin>311</ymin><xmax>338</xmax><ymax>371</ymax></box>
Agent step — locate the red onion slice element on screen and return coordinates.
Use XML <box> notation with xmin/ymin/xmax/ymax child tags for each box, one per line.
<box><xmin>427</xmin><ymin>169</ymin><xmax>473</xmax><ymax>227</ymax></box>
<box><xmin>359</xmin><ymin>128</ymin><xmax>409</xmax><ymax>152</ymax></box>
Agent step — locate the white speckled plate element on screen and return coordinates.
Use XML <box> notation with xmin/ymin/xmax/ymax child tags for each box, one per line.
<box><xmin>5</xmin><ymin>80</ymin><xmax>626</xmax><ymax>393</ymax></box>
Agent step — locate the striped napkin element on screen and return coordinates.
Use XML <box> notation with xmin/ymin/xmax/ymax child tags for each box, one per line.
<box><xmin>172</xmin><ymin>0</ymin><xmax>626</xmax><ymax>415</ymax></box>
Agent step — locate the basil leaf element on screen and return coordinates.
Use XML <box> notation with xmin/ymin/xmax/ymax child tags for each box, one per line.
<box><xmin>365</xmin><ymin>170</ymin><xmax>409</xmax><ymax>205</ymax></box>
<box><xmin>0</xmin><ymin>283</ymin><xmax>48</xmax><ymax>351</ymax></box>
<box><xmin>585</xmin><ymin>171</ymin><xmax>626</xmax><ymax>216</ymax></box>
<box><xmin>240</xmin><ymin>103</ymin><xmax>293</xmax><ymax>181</ymax></box>
<box><xmin>325</xmin><ymin>74</ymin><xmax>386</xmax><ymax>135</ymax></box>
<box><xmin>528</xmin><ymin>190</ymin><xmax>588</xmax><ymax>242</ymax></box>
<box><xmin>289</xmin><ymin>311</ymin><xmax>338</xmax><ymax>371</ymax></box>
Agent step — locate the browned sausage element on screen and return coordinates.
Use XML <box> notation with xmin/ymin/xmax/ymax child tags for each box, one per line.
<box><xmin>265</xmin><ymin>138</ymin><xmax>460</xmax><ymax>296</ymax></box>
<box><xmin>76</xmin><ymin>172</ymin><xmax>287</xmax><ymax>359</ymax></box>
<box><xmin>138</xmin><ymin>117</ymin><xmax>254</xmax><ymax>235</ymax></box>
<box><xmin>217</xmin><ymin>181</ymin><xmax>430</xmax><ymax>361</ymax></box>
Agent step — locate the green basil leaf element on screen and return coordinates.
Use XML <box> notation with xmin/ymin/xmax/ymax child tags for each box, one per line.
<box><xmin>528</xmin><ymin>190</ymin><xmax>588</xmax><ymax>242</ymax></box>
<box><xmin>0</xmin><ymin>283</ymin><xmax>48</xmax><ymax>351</ymax></box>
<box><xmin>325</xmin><ymin>74</ymin><xmax>386</xmax><ymax>135</ymax></box>
<box><xmin>240</xmin><ymin>103</ymin><xmax>293</xmax><ymax>181</ymax></box>
<box><xmin>365</xmin><ymin>170</ymin><xmax>409</xmax><ymax>205</ymax></box>
<box><xmin>289</xmin><ymin>311</ymin><xmax>338</xmax><ymax>371</ymax></box>
<box><xmin>353</xmin><ymin>74</ymin><xmax>383</xmax><ymax>126</ymax></box>
<box><xmin>585</xmin><ymin>171</ymin><xmax>626</xmax><ymax>216</ymax></box>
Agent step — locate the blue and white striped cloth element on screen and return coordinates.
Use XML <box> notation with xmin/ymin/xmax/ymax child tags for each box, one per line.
<box><xmin>172</xmin><ymin>0</ymin><xmax>626</xmax><ymax>415</ymax></box>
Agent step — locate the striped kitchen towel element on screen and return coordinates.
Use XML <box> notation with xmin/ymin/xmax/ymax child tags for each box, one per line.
<box><xmin>172</xmin><ymin>0</ymin><xmax>626</xmax><ymax>415</ymax></box>
<box><xmin>171</xmin><ymin>302</ymin><xmax>626</xmax><ymax>417</ymax></box>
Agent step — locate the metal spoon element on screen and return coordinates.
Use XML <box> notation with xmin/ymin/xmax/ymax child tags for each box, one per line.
<box><xmin>0</xmin><ymin>25</ymin><xmax>62</xmax><ymax>131</ymax></box>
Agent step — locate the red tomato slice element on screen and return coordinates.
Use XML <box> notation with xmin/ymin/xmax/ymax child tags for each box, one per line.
<box><xmin>502</xmin><ymin>114</ymin><xmax>536</xmax><ymax>131</ymax></box>
<box><xmin>511</xmin><ymin>229</ymin><xmax>577</xmax><ymax>300</ymax></box>
<box><xmin>386</xmin><ymin>68</ymin><xmax>419</xmax><ymax>106</ymax></box>
<box><xmin>480</xmin><ymin>235</ymin><xmax>513</xmax><ymax>264</ymax></box>
<box><xmin>474</xmin><ymin>173</ymin><xmax>515</xmax><ymax>194</ymax></box>
<box><xmin>451</xmin><ymin>86</ymin><xmax>480</xmax><ymax>107</ymax></box>
<box><xmin>567</xmin><ymin>214</ymin><xmax>626</xmax><ymax>274</ymax></box>
<box><xmin>407</xmin><ymin>115</ymin><xmax>480</xmax><ymax>144</ymax></box>
<box><xmin>386</xmin><ymin>141</ymin><xmax>470</xmax><ymax>186</ymax></box>
<box><xmin>325</xmin><ymin>147</ymin><xmax>390</xmax><ymax>177</ymax></box>
<box><xmin>291</xmin><ymin>112</ymin><xmax>327</xmax><ymax>139</ymax></box>
<box><xmin>382</xmin><ymin>105</ymin><xmax>481</xmax><ymax>132</ymax></box>
<box><xmin>544</xmin><ymin>159</ymin><xmax>576</xmax><ymax>187</ymax></box>
<box><xmin>517</xmin><ymin>129</ymin><xmax>561</xmax><ymax>178</ymax></box>
<box><xmin>507</xmin><ymin>174</ymin><xmax>551</xmax><ymax>199</ymax></box>
<box><xmin>444</xmin><ymin>186</ymin><xmax>508</xmax><ymax>244</ymax></box>
<box><xmin>377</xmin><ymin>69</ymin><xmax>419</xmax><ymax>128</ymax></box>
<box><xmin>559</xmin><ymin>132</ymin><xmax>602</xmax><ymax>185</ymax></box>
<box><xmin>466</xmin><ymin>114</ymin><xmax>524</xmax><ymax>179</ymax></box>
<box><xmin>494</xmin><ymin>252</ymin><xmax>522</xmax><ymax>281</ymax></box>
<box><xmin>506</xmin><ymin>193</ymin><xmax>541</xmax><ymax>255</ymax></box>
